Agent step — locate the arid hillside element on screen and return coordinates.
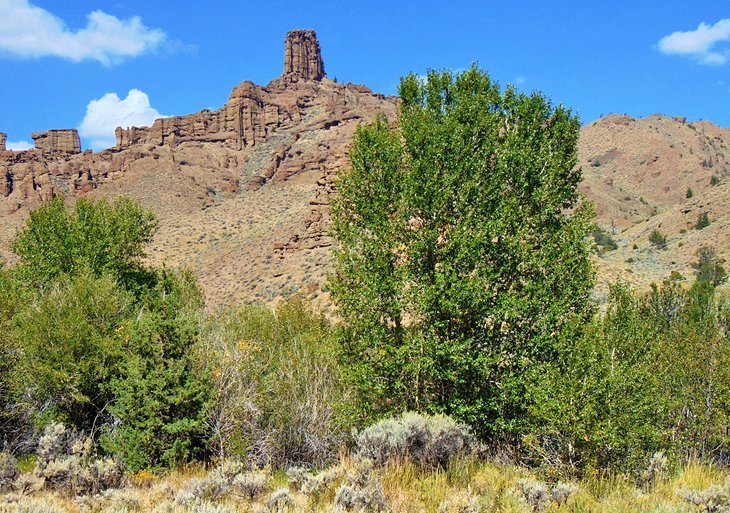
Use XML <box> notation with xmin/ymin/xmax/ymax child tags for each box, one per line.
<box><xmin>1</xmin><ymin>31</ymin><xmax>728</xmax><ymax>308</ymax></box>
<box><xmin>579</xmin><ymin>114</ymin><xmax>730</xmax><ymax>297</ymax></box>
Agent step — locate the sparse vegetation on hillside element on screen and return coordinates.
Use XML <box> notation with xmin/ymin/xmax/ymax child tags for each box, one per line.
<box><xmin>695</xmin><ymin>211</ymin><xmax>711</xmax><ymax>230</ymax></box>
<box><xmin>593</xmin><ymin>226</ymin><xmax>618</xmax><ymax>253</ymax></box>
<box><xmin>649</xmin><ymin>229</ymin><xmax>667</xmax><ymax>249</ymax></box>
<box><xmin>692</xmin><ymin>246</ymin><xmax>727</xmax><ymax>287</ymax></box>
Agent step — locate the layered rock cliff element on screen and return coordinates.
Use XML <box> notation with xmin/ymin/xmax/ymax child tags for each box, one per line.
<box><xmin>32</xmin><ymin>129</ymin><xmax>81</xmax><ymax>154</ymax></box>
<box><xmin>114</xmin><ymin>31</ymin><xmax>329</xmax><ymax>152</ymax></box>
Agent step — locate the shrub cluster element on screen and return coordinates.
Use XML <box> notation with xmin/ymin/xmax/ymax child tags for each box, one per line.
<box><xmin>353</xmin><ymin>412</ymin><xmax>475</xmax><ymax>467</ymax></box>
<box><xmin>1</xmin><ymin>423</ymin><xmax>123</xmax><ymax>496</ymax></box>
<box><xmin>592</xmin><ymin>226</ymin><xmax>618</xmax><ymax>253</ymax></box>
<box><xmin>0</xmin><ymin>198</ymin><xmax>350</xmax><ymax>473</ymax></box>
<box><xmin>333</xmin><ymin>460</ymin><xmax>387</xmax><ymax>512</ymax></box>
<box><xmin>175</xmin><ymin>461</ymin><xmax>270</xmax><ymax>505</ymax></box>
<box><xmin>649</xmin><ymin>229</ymin><xmax>667</xmax><ymax>249</ymax></box>
<box><xmin>200</xmin><ymin>299</ymin><xmax>352</xmax><ymax>468</ymax></box>
<box><xmin>516</xmin><ymin>477</ymin><xmax>578</xmax><ymax>511</ymax></box>
<box><xmin>0</xmin><ymin>452</ymin><xmax>19</xmax><ymax>492</ymax></box>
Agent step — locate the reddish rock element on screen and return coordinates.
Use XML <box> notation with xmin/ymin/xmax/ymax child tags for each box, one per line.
<box><xmin>32</xmin><ymin>129</ymin><xmax>81</xmax><ymax>153</ymax></box>
<box><xmin>283</xmin><ymin>29</ymin><xmax>325</xmax><ymax>81</ymax></box>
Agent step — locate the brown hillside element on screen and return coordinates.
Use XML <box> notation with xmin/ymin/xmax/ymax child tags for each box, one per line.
<box><xmin>579</xmin><ymin>114</ymin><xmax>730</xmax><ymax>297</ymax></box>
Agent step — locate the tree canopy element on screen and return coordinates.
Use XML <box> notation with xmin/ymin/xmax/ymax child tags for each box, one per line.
<box><xmin>330</xmin><ymin>66</ymin><xmax>594</xmax><ymax>437</ymax></box>
<box><xmin>12</xmin><ymin>196</ymin><xmax>156</xmax><ymax>289</ymax></box>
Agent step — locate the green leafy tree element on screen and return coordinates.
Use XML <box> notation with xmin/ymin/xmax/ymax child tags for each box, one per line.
<box><xmin>331</xmin><ymin>66</ymin><xmax>594</xmax><ymax>438</ymax></box>
<box><xmin>0</xmin><ymin>267</ymin><xmax>29</xmax><ymax>449</ymax></box>
<box><xmin>9</xmin><ymin>273</ymin><xmax>131</xmax><ymax>431</ymax></box>
<box><xmin>660</xmin><ymin>281</ymin><xmax>730</xmax><ymax>459</ymax></box>
<box><xmin>101</xmin><ymin>269</ymin><xmax>211</xmax><ymax>470</ymax></box>
<box><xmin>527</xmin><ymin>285</ymin><xmax>666</xmax><ymax>472</ymax></box>
<box><xmin>12</xmin><ymin>197</ymin><xmax>157</xmax><ymax>290</ymax></box>
<box><xmin>530</xmin><ymin>279</ymin><xmax>730</xmax><ymax>473</ymax></box>
<box><xmin>6</xmin><ymin>197</ymin><xmax>210</xmax><ymax>469</ymax></box>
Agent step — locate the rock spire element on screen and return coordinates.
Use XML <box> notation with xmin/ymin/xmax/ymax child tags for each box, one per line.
<box><xmin>283</xmin><ymin>29</ymin><xmax>325</xmax><ymax>81</ymax></box>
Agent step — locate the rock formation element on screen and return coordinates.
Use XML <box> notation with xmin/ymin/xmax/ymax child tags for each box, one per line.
<box><xmin>32</xmin><ymin>129</ymin><xmax>81</xmax><ymax>153</ymax></box>
<box><xmin>0</xmin><ymin>133</ymin><xmax>6</xmax><ymax>151</ymax></box>
<box><xmin>283</xmin><ymin>29</ymin><xmax>325</xmax><ymax>81</ymax></box>
<box><xmin>3</xmin><ymin>29</ymin><xmax>730</xmax><ymax>308</ymax></box>
<box><xmin>115</xmin><ymin>30</ymin><xmax>329</xmax><ymax>151</ymax></box>
<box><xmin>115</xmin><ymin>80</ymin><xmax>281</xmax><ymax>150</ymax></box>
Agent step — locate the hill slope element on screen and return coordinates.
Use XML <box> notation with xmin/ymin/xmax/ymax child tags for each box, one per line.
<box><xmin>579</xmin><ymin>114</ymin><xmax>730</xmax><ymax>296</ymax></box>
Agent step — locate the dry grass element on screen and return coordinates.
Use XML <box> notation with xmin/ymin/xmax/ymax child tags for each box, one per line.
<box><xmin>0</xmin><ymin>456</ymin><xmax>726</xmax><ymax>513</ymax></box>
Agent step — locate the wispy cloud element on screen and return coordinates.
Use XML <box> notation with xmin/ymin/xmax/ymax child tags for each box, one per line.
<box><xmin>0</xmin><ymin>0</ymin><xmax>165</xmax><ymax>66</ymax></box>
<box><xmin>79</xmin><ymin>89</ymin><xmax>166</xmax><ymax>150</ymax></box>
<box><xmin>658</xmin><ymin>18</ymin><xmax>730</xmax><ymax>65</ymax></box>
<box><xmin>6</xmin><ymin>140</ymin><xmax>32</xmax><ymax>151</ymax></box>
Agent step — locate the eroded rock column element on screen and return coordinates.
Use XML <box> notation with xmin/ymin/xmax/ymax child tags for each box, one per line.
<box><xmin>283</xmin><ymin>29</ymin><xmax>326</xmax><ymax>81</ymax></box>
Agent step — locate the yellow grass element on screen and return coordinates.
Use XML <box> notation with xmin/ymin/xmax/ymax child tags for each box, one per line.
<box><xmin>0</xmin><ymin>457</ymin><xmax>725</xmax><ymax>512</ymax></box>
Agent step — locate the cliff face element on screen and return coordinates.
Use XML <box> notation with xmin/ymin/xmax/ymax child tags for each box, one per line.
<box><xmin>114</xmin><ymin>79</ymin><xmax>297</xmax><ymax>151</ymax></box>
<box><xmin>114</xmin><ymin>31</ymin><xmax>328</xmax><ymax>152</ymax></box>
<box><xmin>0</xmin><ymin>30</ymin><xmax>398</xmax><ymax>309</ymax></box>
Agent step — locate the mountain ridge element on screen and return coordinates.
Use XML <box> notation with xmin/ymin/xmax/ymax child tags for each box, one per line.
<box><xmin>1</xmin><ymin>31</ymin><xmax>728</xmax><ymax>307</ymax></box>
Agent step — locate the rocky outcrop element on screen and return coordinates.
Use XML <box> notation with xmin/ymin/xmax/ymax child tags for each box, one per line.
<box><xmin>115</xmin><ymin>30</ymin><xmax>329</xmax><ymax>151</ymax></box>
<box><xmin>115</xmin><ymin>81</ymin><xmax>287</xmax><ymax>150</ymax></box>
<box><xmin>283</xmin><ymin>29</ymin><xmax>325</xmax><ymax>81</ymax></box>
<box><xmin>0</xmin><ymin>133</ymin><xmax>6</xmax><ymax>151</ymax></box>
<box><xmin>32</xmin><ymin>130</ymin><xmax>81</xmax><ymax>154</ymax></box>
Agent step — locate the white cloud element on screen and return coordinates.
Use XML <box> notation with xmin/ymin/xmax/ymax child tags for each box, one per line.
<box><xmin>6</xmin><ymin>140</ymin><xmax>32</xmax><ymax>151</ymax></box>
<box><xmin>514</xmin><ymin>76</ymin><xmax>527</xmax><ymax>85</ymax></box>
<box><xmin>0</xmin><ymin>0</ymin><xmax>165</xmax><ymax>65</ymax></box>
<box><xmin>79</xmin><ymin>89</ymin><xmax>165</xmax><ymax>150</ymax></box>
<box><xmin>658</xmin><ymin>19</ymin><xmax>730</xmax><ymax>65</ymax></box>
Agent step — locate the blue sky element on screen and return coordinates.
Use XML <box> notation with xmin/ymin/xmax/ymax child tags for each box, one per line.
<box><xmin>0</xmin><ymin>1</ymin><xmax>729</xmax><ymax>151</ymax></box>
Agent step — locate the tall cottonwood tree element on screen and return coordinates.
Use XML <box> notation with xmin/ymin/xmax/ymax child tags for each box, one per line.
<box><xmin>330</xmin><ymin>66</ymin><xmax>594</xmax><ymax>437</ymax></box>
